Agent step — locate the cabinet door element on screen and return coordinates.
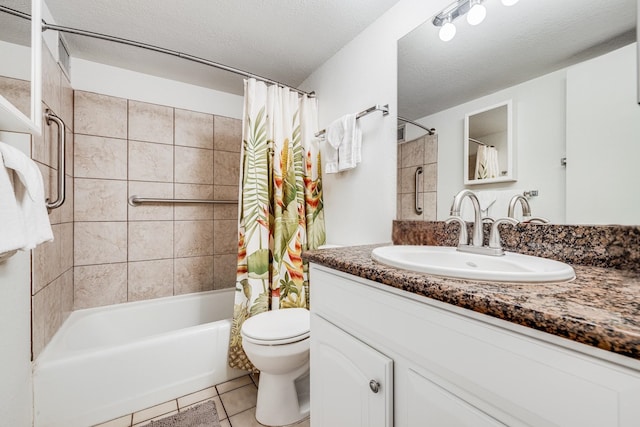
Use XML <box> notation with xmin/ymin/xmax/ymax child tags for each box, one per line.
<box><xmin>311</xmin><ymin>314</ymin><xmax>393</xmax><ymax>427</ymax></box>
<box><xmin>406</xmin><ymin>369</ymin><xmax>506</xmax><ymax>427</ymax></box>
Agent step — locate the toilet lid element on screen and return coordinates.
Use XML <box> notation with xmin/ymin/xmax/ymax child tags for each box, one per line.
<box><xmin>241</xmin><ymin>308</ymin><xmax>310</xmax><ymax>345</ymax></box>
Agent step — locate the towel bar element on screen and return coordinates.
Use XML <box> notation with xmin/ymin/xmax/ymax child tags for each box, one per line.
<box><xmin>128</xmin><ymin>196</ymin><xmax>238</xmax><ymax>206</ymax></box>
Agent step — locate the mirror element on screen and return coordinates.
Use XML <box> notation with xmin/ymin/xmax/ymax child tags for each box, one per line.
<box><xmin>398</xmin><ymin>0</ymin><xmax>638</xmax><ymax>224</ymax></box>
<box><xmin>0</xmin><ymin>0</ymin><xmax>41</xmax><ymax>133</ymax></box>
<box><xmin>464</xmin><ymin>100</ymin><xmax>513</xmax><ymax>184</ymax></box>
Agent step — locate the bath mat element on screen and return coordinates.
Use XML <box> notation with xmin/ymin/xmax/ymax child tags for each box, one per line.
<box><xmin>148</xmin><ymin>400</ymin><xmax>221</xmax><ymax>427</ymax></box>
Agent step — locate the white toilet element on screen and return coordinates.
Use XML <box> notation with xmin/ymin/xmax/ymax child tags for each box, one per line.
<box><xmin>241</xmin><ymin>307</ymin><xmax>310</xmax><ymax>426</ymax></box>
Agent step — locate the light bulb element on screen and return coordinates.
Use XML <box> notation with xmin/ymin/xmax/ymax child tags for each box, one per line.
<box><xmin>439</xmin><ymin>21</ymin><xmax>456</xmax><ymax>41</ymax></box>
<box><xmin>501</xmin><ymin>0</ymin><xmax>519</xmax><ymax>5</ymax></box>
<box><xmin>467</xmin><ymin>2</ymin><xmax>487</xmax><ymax>25</ymax></box>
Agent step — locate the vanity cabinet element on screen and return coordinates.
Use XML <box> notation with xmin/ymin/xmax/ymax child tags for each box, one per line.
<box><xmin>309</xmin><ymin>264</ymin><xmax>640</xmax><ymax>427</ymax></box>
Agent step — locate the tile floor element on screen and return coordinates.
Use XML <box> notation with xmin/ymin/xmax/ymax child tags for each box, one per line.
<box><xmin>93</xmin><ymin>374</ymin><xmax>310</xmax><ymax>427</ymax></box>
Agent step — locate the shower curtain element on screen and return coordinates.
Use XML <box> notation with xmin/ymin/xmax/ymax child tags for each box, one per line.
<box><xmin>228</xmin><ymin>79</ymin><xmax>325</xmax><ymax>371</ymax></box>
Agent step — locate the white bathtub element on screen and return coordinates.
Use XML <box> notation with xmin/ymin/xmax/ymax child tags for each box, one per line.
<box><xmin>33</xmin><ymin>288</ymin><xmax>246</xmax><ymax>427</ymax></box>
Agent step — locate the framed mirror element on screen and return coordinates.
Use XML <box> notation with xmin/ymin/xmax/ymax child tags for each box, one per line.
<box><xmin>464</xmin><ymin>100</ymin><xmax>513</xmax><ymax>185</ymax></box>
<box><xmin>0</xmin><ymin>0</ymin><xmax>42</xmax><ymax>134</ymax></box>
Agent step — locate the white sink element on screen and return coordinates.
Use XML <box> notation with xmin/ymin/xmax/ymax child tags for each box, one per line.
<box><xmin>371</xmin><ymin>246</ymin><xmax>575</xmax><ymax>283</ymax></box>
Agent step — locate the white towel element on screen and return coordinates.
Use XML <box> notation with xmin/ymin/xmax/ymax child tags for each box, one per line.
<box><xmin>324</xmin><ymin>113</ymin><xmax>362</xmax><ymax>174</ymax></box>
<box><xmin>475</xmin><ymin>145</ymin><xmax>500</xmax><ymax>180</ymax></box>
<box><xmin>0</xmin><ymin>142</ymin><xmax>53</xmax><ymax>255</ymax></box>
<box><xmin>460</xmin><ymin>191</ymin><xmax>497</xmax><ymax>222</ymax></box>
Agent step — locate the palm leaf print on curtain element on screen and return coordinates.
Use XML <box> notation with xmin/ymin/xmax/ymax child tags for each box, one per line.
<box><xmin>228</xmin><ymin>79</ymin><xmax>325</xmax><ymax>371</ymax></box>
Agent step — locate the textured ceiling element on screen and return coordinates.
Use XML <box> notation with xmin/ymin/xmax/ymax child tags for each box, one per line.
<box><xmin>27</xmin><ymin>0</ymin><xmax>402</xmax><ymax>95</ymax></box>
<box><xmin>399</xmin><ymin>0</ymin><xmax>637</xmax><ymax>120</ymax></box>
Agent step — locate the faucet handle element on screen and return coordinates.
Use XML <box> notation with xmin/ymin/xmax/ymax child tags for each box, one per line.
<box><xmin>489</xmin><ymin>217</ymin><xmax>519</xmax><ymax>250</ymax></box>
<box><xmin>445</xmin><ymin>216</ymin><xmax>468</xmax><ymax>246</ymax></box>
<box><xmin>482</xmin><ymin>216</ymin><xmax>495</xmax><ymax>224</ymax></box>
<box><xmin>523</xmin><ymin>216</ymin><xmax>550</xmax><ymax>224</ymax></box>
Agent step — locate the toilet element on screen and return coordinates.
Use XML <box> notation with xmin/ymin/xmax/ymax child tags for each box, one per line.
<box><xmin>241</xmin><ymin>307</ymin><xmax>310</xmax><ymax>426</ymax></box>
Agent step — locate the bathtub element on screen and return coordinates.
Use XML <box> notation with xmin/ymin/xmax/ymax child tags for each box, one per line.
<box><xmin>33</xmin><ymin>288</ymin><xmax>246</xmax><ymax>427</ymax></box>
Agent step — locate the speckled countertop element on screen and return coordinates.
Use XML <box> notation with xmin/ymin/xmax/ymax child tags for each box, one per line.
<box><xmin>304</xmin><ymin>229</ymin><xmax>640</xmax><ymax>361</ymax></box>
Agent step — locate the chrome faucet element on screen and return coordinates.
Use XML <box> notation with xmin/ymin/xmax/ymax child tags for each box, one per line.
<box><xmin>449</xmin><ymin>189</ymin><xmax>483</xmax><ymax>247</ymax></box>
<box><xmin>508</xmin><ymin>195</ymin><xmax>549</xmax><ymax>223</ymax></box>
<box><xmin>448</xmin><ymin>189</ymin><xmax>517</xmax><ymax>256</ymax></box>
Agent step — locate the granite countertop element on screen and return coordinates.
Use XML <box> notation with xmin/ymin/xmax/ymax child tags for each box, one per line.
<box><xmin>303</xmin><ymin>244</ymin><xmax>640</xmax><ymax>361</ymax></box>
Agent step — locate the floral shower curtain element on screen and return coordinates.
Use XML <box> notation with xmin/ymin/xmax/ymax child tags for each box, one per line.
<box><xmin>228</xmin><ymin>79</ymin><xmax>325</xmax><ymax>371</ymax></box>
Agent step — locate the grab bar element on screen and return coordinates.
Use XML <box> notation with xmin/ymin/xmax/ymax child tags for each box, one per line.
<box><xmin>415</xmin><ymin>167</ymin><xmax>423</xmax><ymax>214</ymax></box>
<box><xmin>45</xmin><ymin>109</ymin><xmax>65</xmax><ymax>210</ymax></box>
<box><xmin>128</xmin><ymin>196</ymin><xmax>238</xmax><ymax>206</ymax></box>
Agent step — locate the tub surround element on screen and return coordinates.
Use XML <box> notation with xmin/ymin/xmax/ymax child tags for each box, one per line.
<box><xmin>303</xmin><ymin>221</ymin><xmax>640</xmax><ymax>361</ymax></box>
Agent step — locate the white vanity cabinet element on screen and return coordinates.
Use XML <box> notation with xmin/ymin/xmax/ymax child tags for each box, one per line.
<box><xmin>309</xmin><ymin>264</ymin><xmax>640</xmax><ymax>427</ymax></box>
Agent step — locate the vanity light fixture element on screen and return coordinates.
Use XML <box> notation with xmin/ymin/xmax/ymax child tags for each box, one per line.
<box><xmin>467</xmin><ymin>0</ymin><xmax>486</xmax><ymax>26</ymax></box>
<box><xmin>439</xmin><ymin>15</ymin><xmax>457</xmax><ymax>42</ymax></box>
<box><xmin>433</xmin><ymin>0</ymin><xmax>518</xmax><ymax>41</ymax></box>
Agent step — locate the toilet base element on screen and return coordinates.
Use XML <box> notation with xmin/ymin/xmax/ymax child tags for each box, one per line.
<box><xmin>255</xmin><ymin>363</ymin><xmax>310</xmax><ymax>426</ymax></box>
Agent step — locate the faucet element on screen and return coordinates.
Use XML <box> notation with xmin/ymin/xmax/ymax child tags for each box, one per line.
<box><xmin>449</xmin><ymin>189</ymin><xmax>483</xmax><ymax>247</ymax></box>
<box><xmin>448</xmin><ymin>189</ymin><xmax>518</xmax><ymax>256</ymax></box>
<box><xmin>508</xmin><ymin>195</ymin><xmax>549</xmax><ymax>223</ymax></box>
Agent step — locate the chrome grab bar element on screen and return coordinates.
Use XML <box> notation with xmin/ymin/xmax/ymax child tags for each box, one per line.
<box><xmin>415</xmin><ymin>166</ymin><xmax>423</xmax><ymax>214</ymax></box>
<box><xmin>128</xmin><ymin>196</ymin><xmax>237</xmax><ymax>206</ymax></box>
<box><xmin>45</xmin><ymin>109</ymin><xmax>65</xmax><ymax>210</ymax></box>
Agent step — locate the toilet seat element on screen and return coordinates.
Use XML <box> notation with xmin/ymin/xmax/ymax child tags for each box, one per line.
<box><xmin>241</xmin><ymin>308</ymin><xmax>310</xmax><ymax>345</ymax></box>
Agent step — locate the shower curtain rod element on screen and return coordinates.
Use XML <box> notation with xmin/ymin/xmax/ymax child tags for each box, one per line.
<box><xmin>0</xmin><ymin>5</ymin><xmax>314</xmax><ymax>97</ymax></box>
<box><xmin>397</xmin><ymin>116</ymin><xmax>435</xmax><ymax>135</ymax></box>
<box><xmin>469</xmin><ymin>137</ymin><xmax>492</xmax><ymax>147</ymax></box>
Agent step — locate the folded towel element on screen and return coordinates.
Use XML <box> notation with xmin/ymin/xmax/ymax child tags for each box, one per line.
<box><xmin>324</xmin><ymin>113</ymin><xmax>362</xmax><ymax>173</ymax></box>
<box><xmin>0</xmin><ymin>142</ymin><xmax>53</xmax><ymax>255</ymax></box>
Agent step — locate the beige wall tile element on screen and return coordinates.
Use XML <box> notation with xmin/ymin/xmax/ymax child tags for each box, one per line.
<box><xmin>75</xmin><ymin>91</ymin><xmax>127</xmax><ymax>138</ymax></box>
<box><xmin>128</xmin><ymin>221</ymin><xmax>174</xmax><ymax>261</ymax></box>
<box><xmin>32</xmin><ymin>224</ymin><xmax>62</xmax><ymax>294</ymax></box>
<box><xmin>31</xmin><ymin>288</ymin><xmax>46</xmax><ymax>359</ymax></box>
<box><xmin>59</xmin><ymin>175</ymin><xmax>74</xmax><ymax>223</ymax></box>
<box><xmin>400</xmin><ymin>193</ymin><xmax>424</xmax><ymax>221</ymax></box>
<box><xmin>60</xmin><ymin>73</ymin><xmax>74</xmax><ymax>132</ymax></box>
<box><xmin>424</xmin><ymin>134</ymin><xmax>438</xmax><ymax>164</ymax></box>
<box><xmin>174</xmin><ymin>184</ymin><xmax>214</xmax><ymax>220</ymax></box>
<box><xmin>213</xmin><ymin>220</ymin><xmax>237</xmax><ymax>254</ymax></box>
<box><xmin>60</xmin><ymin>269</ymin><xmax>74</xmax><ymax>321</ymax></box>
<box><xmin>74</xmin><ymin>222</ymin><xmax>127</xmax><ymax>265</ymax></box>
<box><xmin>399</xmin><ymin>166</ymin><xmax>421</xmax><ymax>195</ymax></box>
<box><xmin>213</xmin><ymin>254</ymin><xmax>237</xmax><ymax>290</ymax></box>
<box><xmin>128</xmin><ymin>259</ymin><xmax>174</xmax><ymax>301</ymax></box>
<box><xmin>60</xmin><ymin>222</ymin><xmax>74</xmax><ymax>273</ymax></box>
<box><xmin>128</xmin><ymin>181</ymin><xmax>174</xmax><ymax>221</ymax></box>
<box><xmin>423</xmin><ymin>163</ymin><xmax>438</xmax><ymax>192</ymax></box>
<box><xmin>214</xmin><ymin>116</ymin><xmax>242</xmax><ymax>152</ymax></box>
<box><xmin>213</xmin><ymin>151</ymin><xmax>240</xmax><ymax>186</ymax></box>
<box><xmin>214</xmin><ymin>185</ymin><xmax>239</xmax><ymax>201</ymax></box>
<box><xmin>174</xmin><ymin>220</ymin><xmax>214</xmax><ymax>258</ymax></box>
<box><xmin>0</xmin><ymin>76</ymin><xmax>30</xmax><ymax>117</ymax></box>
<box><xmin>128</xmin><ymin>100</ymin><xmax>173</xmax><ymax>145</ymax></box>
<box><xmin>175</xmin><ymin>146</ymin><xmax>213</xmax><ymax>184</ymax></box>
<box><xmin>175</xmin><ymin>108</ymin><xmax>213</xmax><ymax>149</ymax></box>
<box><xmin>74</xmin><ymin>263</ymin><xmax>127</xmax><ymax>309</ymax></box>
<box><xmin>32</xmin><ymin>274</ymin><xmax>64</xmax><ymax>359</ymax></box>
<box><xmin>64</xmin><ymin>130</ymin><xmax>74</xmax><ymax>177</ymax></box>
<box><xmin>34</xmin><ymin>112</ymin><xmax>55</xmax><ymax>167</ymax></box>
<box><xmin>174</xmin><ymin>256</ymin><xmax>214</xmax><ymax>294</ymax></box>
<box><xmin>214</xmin><ymin>203</ymin><xmax>237</xmax><ymax>221</ymax></box>
<box><xmin>36</xmin><ymin>162</ymin><xmax>61</xmax><ymax>225</ymax></box>
<box><xmin>400</xmin><ymin>138</ymin><xmax>424</xmax><ymax>168</ymax></box>
<box><xmin>423</xmin><ymin>192</ymin><xmax>438</xmax><ymax>221</ymax></box>
<box><xmin>75</xmin><ymin>178</ymin><xmax>127</xmax><ymax>222</ymax></box>
<box><xmin>75</xmin><ymin>134</ymin><xmax>127</xmax><ymax>179</ymax></box>
<box><xmin>129</xmin><ymin>140</ymin><xmax>174</xmax><ymax>182</ymax></box>
<box><xmin>42</xmin><ymin>46</ymin><xmax>62</xmax><ymax>114</ymax></box>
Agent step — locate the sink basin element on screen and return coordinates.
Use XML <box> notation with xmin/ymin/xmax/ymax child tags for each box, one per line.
<box><xmin>371</xmin><ymin>246</ymin><xmax>575</xmax><ymax>283</ymax></box>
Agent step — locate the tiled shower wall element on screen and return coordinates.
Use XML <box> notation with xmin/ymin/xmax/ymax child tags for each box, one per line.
<box><xmin>72</xmin><ymin>90</ymin><xmax>241</xmax><ymax>310</ymax></box>
<box><xmin>396</xmin><ymin>133</ymin><xmax>438</xmax><ymax>221</ymax></box>
<box><xmin>0</xmin><ymin>46</ymin><xmax>75</xmax><ymax>359</ymax></box>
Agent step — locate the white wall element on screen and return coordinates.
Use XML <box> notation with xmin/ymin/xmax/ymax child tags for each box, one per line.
<box><xmin>0</xmin><ymin>133</ymin><xmax>34</xmax><ymax>427</ymax></box>
<box><xmin>71</xmin><ymin>58</ymin><xmax>243</xmax><ymax>119</ymax></box>
<box><xmin>300</xmin><ymin>0</ymin><xmax>450</xmax><ymax>245</ymax></box>
<box><xmin>421</xmin><ymin>69</ymin><xmax>567</xmax><ymax>223</ymax></box>
<box><xmin>566</xmin><ymin>43</ymin><xmax>640</xmax><ymax>225</ymax></box>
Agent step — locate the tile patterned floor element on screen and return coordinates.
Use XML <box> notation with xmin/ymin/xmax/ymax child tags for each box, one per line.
<box><xmin>93</xmin><ymin>373</ymin><xmax>310</xmax><ymax>427</ymax></box>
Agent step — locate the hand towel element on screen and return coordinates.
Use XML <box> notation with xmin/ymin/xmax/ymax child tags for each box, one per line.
<box><xmin>324</xmin><ymin>113</ymin><xmax>362</xmax><ymax>173</ymax></box>
<box><xmin>475</xmin><ymin>145</ymin><xmax>500</xmax><ymax>180</ymax></box>
<box><xmin>0</xmin><ymin>142</ymin><xmax>53</xmax><ymax>254</ymax></box>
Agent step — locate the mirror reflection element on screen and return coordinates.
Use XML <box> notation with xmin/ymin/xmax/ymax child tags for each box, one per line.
<box><xmin>398</xmin><ymin>0</ymin><xmax>639</xmax><ymax>225</ymax></box>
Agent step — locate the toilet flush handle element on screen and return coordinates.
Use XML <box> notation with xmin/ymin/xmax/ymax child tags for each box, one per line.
<box><xmin>369</xmin><ymin>379</ymin><xmax>380</xmax><ymax>393</ymax></box>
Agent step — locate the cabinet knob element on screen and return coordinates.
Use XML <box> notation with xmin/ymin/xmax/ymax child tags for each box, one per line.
<box><xmin>369</xmin><ymin>379</ymin><xmax>380</xmax><ymax>393</ymax></box>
